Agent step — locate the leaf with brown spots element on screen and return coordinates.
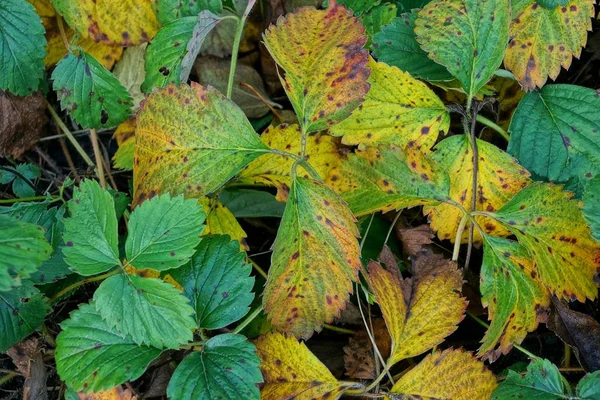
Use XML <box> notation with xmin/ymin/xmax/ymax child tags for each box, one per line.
<box><xmin>504</xmin><ymin>0</ymin><xmax>595</xmax><ymax>91</ymax></box>
<box><xmin>390</xmin><ymin>349</ymin><xmax>498</xmax><ymax>400</ymax></box>
<box><xmin>236</xmin><ymin>124</ymin><xmax>343</xmax><ymax>201</ymax></box>
<box><xmin>53</xmin><ymin>0</ymin><xmax>159</xmax><ymax>46</ymax></box>
<box><xmin>133</xmin><ymin>83</ymin><xmax>269</xmax><ymax>205</ymax></box>
<box><xmin>263</xmin><ymin>177</ymin><xmax>361</xmax><ymax>339</ymax></box>
<box><xmin>490</xmin><ymin>182</ymin><xmax>600</xmax><ymax>302</ymax></box>
<box><xmin>0</xmin><ymin>90</ymin><xmax>47</xmax><ymax>159</ymax></box>
<box><xmin>76</xmin><ymin>385</ymin><xmax>137</xmax><ymax>400</ymax></box>
<box><xmin>415</xmin><ymin>0</ymin><xmax>510</xmax><ymax>101</ymax></box>
<box><xmin>368</xmin><ymin>256</ymin><xmax>467</xmax><ymax>367</ymax></box>
<box><xmin>423</xmin><ymin>134</ymin><xmax>531</xmax><ymax>243</ymax></box>
<box><xmin>330</xmin><ymin>145</ymin><xmax>450</xmax><ymax>217</ymax></box>
<box><xmin>329</xmin><ymin>59</ymin><xmax>450</xmax><ymax>151</ymax></box>
<box><xmin>262</xmin><ymin>0</ymin><xmax>370</xmax><ymax>133</ymax></box>
<box><xmin>198</xmin><ymin>197</ymin><xmax>249</xmax><ymax>251</ymax></box>
<box><xmin>256</xmin><ymin>333</ymin><xmax>362</xmax><ymax>400</ymax></box>
<box><xmin>479</xmin><ymin>235</ymin><xmax>550</xmax><ymax>362</ymax></box>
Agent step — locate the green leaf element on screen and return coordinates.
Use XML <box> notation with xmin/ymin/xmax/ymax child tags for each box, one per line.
<box><xmin>396</xmin><ymin>0</ymin><xmax>432</xmax><ymax>12</ymax></box>
<box><xmin>492</xmin><ymin>358</ymin><xmax>569</xmax><ymax>400</ymax></box>
<box><xmin>112</xmin><ymin>137</ymin><xmax>135</xmax><ymax>171</ymax></box>
<box><xmin>578</xmin><ymin>371</ymin><xmax>600</xmax><ymax>400</ymax></box>
<box><xmin>333</xmin><ymin>146</ymin><xmax>450</xmax><ymax>217</ymax></box>
<box><xmin>263</xmin><ymin>177</ymin><xmax>362</xmax><ymax>338</ymax></box>
<box><xmin>153</xmin><ymin>0</ymin><xmax>223</xmax><ymax>25</ymax></box>
<box><xmin>479</xmin><ymin>235</ymin><xmax>549</xmax><ymax>362</ymax></box>
<box><xmin>372</xmin><ymin>12</ymin><xmax>453</xmax><ymax>81</ymax></box>
<box><xmin>62</xmin><ymin>180</ymin><xmax>121</xmax><ymax>276</ymax></box>
<box><xmin>583</xmin><ymin>175</ymin><xmax>600</xmax><ymax>243</ymax></box>
<box><xmin>219</xmin><ymin>188</ymin><xmax>285</xmax><ymax>218</ymax></box>
<box><xmin>142</xmin><ymin>12</ymin><xmax>221</xmax><ymax>93</ymax></box>
<box><xmin>30</xmin><ymin>247</ymin><xmax>72</xmax><ymax>284</ymax></box>
<box><xmin>508</xmin><ymin>84</ymin><xmax>600</xmax><ymax>190</ymax></box>
<box><xmin>0</xmin><ymin>0</ymin><xmax>46</xmax><ymax>95</ymax></box>
<box><xmin>0</xmin><ymin>201</ymin><xmax>62</xmax><ymax>247</ymax></box>
<box><xmin>170</xmin><ymin>235</ymin><xmax>254</xmax><ymax>329</ymax></box>
<box><xmin>332</xmin><ymin>0</ymin><xmax>381</xmax><ymax>15</ymax></box>
<box><xmin>415</xmin><ymin>0</ymin><xmax>510</xmax><ymax>100</ymax></box>
<box><xmin>12</xmin><ymin>164</ymin><xmax>41</xmax><ymax>198</ymax></box>
<box><xmin>167</xmin><ymin>333</ymin><xmax>262</xmax><ymax>400</ymax></box>
<box><xmin>133</xmin><ymin>83</ymin><xmax>269</xmax><ymax>203</ymax></box>
<box><xmin>0</xmin><ymin>281</ymin><xmax>49</xmax><ymax>352</ymax></box>
<box><xmin>361</xmin><ymin>3</ymin><xmax>397</xmax><ymax>47</ymax></box>
<box><xmin>55</xmin><ymin>303</ymin><xmax>162</xmax><ymax>393</ymax></box>
<box><xmin>0</xmin><ymin>214</ymin><xmax>52</xmax><ymax>291</ymax></box>
<box><xmin>125</xmin><ymin>194</ymin><xmax>205</xmax><ymax>271</ymax></box>
<box><xmin>52</xmin><ymin>52</ymin><xmax>133</xmax><ymax>129</ymax></box>
<box><xmin>491</xmin><ymin>182</ymin><xmax>599</xmax><ymax>302</ymax></box>
<box><xmin>93</xmin><ymin>274</ymin><xmax>196</xmax><ymax>348</ymax></box>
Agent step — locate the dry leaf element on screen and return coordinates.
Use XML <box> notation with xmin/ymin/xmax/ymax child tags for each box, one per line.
<box><xmin>0</xmin><ymin>90</ymin><xmax>47</xmax><ymax>159</ymax></box>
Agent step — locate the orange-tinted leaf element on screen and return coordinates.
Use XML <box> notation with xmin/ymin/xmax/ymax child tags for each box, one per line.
<box><xmin>256</xmin><ymin>333</ymin><xmax>361</xmax><ymax>400</ymax></box>
<box><xmin>133</xmin><ymin>83</ymin><xmax>268</xmax><ymax>205</ymax></box>
<box><xmin>263</xmin><ymin>0</ymin><xmax>370</xmax><ymax>133</ymax></box>
<box><xmin>505</xmin><ymin>0</ymin><xmax>595</xmax><ymax>90</ymax></box>
<box><xmin>263</xmin><ymin>177</ymin><xmax>361</xmax><ymax>339</ymax></box>
<box><xmin>389</xmin><ymin>349</ymin><xmax>497</xmax><ymax>400</ymax></box>
<box><xmin>236</xmin><ymin>124</ymin><xmax>343</xmax><ymax>201</ymax></box>
<box><xmin>369</xmin><ymin>256</ymin><xmax>467</xmax><ymax>367</ymax></box>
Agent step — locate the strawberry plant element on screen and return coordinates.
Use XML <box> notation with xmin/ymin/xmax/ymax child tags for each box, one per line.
<box><xmin>1</xmin><ymin>0</ymin><xmax>600</xmax><ymax>399</ymax></box>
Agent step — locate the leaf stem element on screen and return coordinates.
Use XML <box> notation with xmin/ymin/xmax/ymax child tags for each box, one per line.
<box><xmin>56</xmin><ymin>16</ymin><xmax>70</xmax><ymax>51</ymax></box>
<box><xmin>323</xmin><ymin>324</ymin><xmax>355</xmax><ymax>334</ymax></box>
<box><xmin>49</xmin><ymin>269</ymin><xmax>119</xmax><ymax>304</ymax></box>
<box><xmin>269</xmin><ymin>148</ymin><xmax>322</xmax><ymax>182</ymax></box>
<box><xmin>452</xmin><ymin>213</ymin><xmax>469</xmax><ymax>261</ymax></box>
<box><xmin>226</xmin><ymin>0</ymin><xmax>254</xmax><ymax>100</ymax></box>
<box><xmin>0</xmin><ymin>373</ymin><xmax>19</xmax><ymax>386</ymax></box>
<box><xmin>233</xmin><ymin>305</ymin><xmax>263</xmax><ymax>334</ymax></box>
<box><xmin>476</xmin><ymin>115</ymin><xmax>510</xmax><ymax>142</ymax></box>
<box><xmin>46</xmin><ymin>103</ymin><xmax>95</xmax><ymax>167</ymax></box>
<box><xmin>89</xmin><ymin>128</ymin><xmax>107</xmax><ymax>188</ymax></box>
<box><xmin>248</xmin><ymin>258</ymin><xmax>268</xmax><ymax>279</ymax></box>
<box><xmin>0</xmin><ymin>196</ymin><xmax>52</xmax><ymax>204</ymax></box>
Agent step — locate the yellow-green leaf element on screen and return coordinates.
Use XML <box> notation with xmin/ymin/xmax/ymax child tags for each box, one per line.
<box><xmin>198</xmin><ymin>197</ymin><xmax>248</xmax><ymax>251</ymax></box>
<box><xmin>423</xmin><ymin>135</ymin><xmax>531</xmax><ymax>243</ymax></box>
<box><xmin>490</xmin><ymin>182</ymin><xmax>600</xmax><ymax>302</ymax></box>
<box><xmin>52</xmin><ymin>0</ymin><xmax>159</xmax><ymax>46</ymax></box>
<box><xmin>236</xmin><ymin>124</ymin><xmax>343</xmax><ymax>201</ymax></box>
<box><xmin>389</xmin><ymin>349</ymin><xmax>497</xmax><ymax>400</ymax></box>
<box><xmin>256</xmin><ymin>333</ymin><xmax>361</xmax><ymax>400</ymax></box>
<box><xmin>479</xmin><ymin>235</ymin><xmax>550</xmax><ymax>362</ymax></box>
<box><xmin>415</xmin><ymin>0</ymin><xmax>510</xmax><ymax>100</ymax></box>
<box><xmin>112</xmin><ymin>119</ymin><xmax>136</xmax><ymax>170</ymax></box>
<box><xmin>133</xmin><ymin>83</ymin><xmax>269</xmax><ymax>205</ymax></box>
<box><xmin>262</xmin><ymin>0</ymin><xmax>370</xmax><ymax>133</ymax></box>
<box><xmin>368</xmin><ymin>256</ymin><xmax>467</xmax><ymax>367</ymax></box>
<box><xmin>330</xmin><ymin>145</ymin><xmax>450</xmax><ymax>217</ymax></box>
<box><xmin>263</xmin><ymin>177</ymin><xmax>361</xmax><ymax>339</ymax></box>
<box><xmin>330</xmin><ymin>59</ymin><xmax>449</xmax><ymax>151</ymax></box>
<box><xmin>504</xmin><ymin>0</ymin><xmax>595</xmax><ymax>91</ymax></box>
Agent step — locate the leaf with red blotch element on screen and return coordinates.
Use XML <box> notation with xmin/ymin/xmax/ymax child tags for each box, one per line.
<box><xmin>262</xmin><ymin>0</ymin><xmax>370</xmax><ymax>133</ymax></box>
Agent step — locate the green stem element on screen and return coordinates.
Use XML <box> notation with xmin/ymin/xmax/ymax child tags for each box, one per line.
<box><xmin>49</xmin><ymin>269</ymin><xmax>119</xmax><ymax>304</ymax></box>
<box><xmin>0</xmin><ymin>196</ymin><xmax>52</xmax><ymax>204</ymax></box>
<box><xmin>233</xmin><ymin>305</ymin><xmax>263</xmax><ymax>334</ymax></box>
<box><xmin>476</xmin><ymin>115</ymin><xmax>510</xmax><ymax>142</ymax></box>
<box><xmin>467</xmin><ymin>311</ymin><xmax>538</xmax><ymax>359</ymax></box>
<box><xmin>323</xmin><ymin>324</ymin><xmax>356</xmax><ymax>335</ymax></box>
<box><xmin>0</xmin><ymin>373</ymin><xmax>19</xmax><ymax>386</ymax></box>
<box><xmin>46</xmin><ymin>103</ymin><xmax>95</xmax><ymax>167</ymax></box>
<box><xmin>0</xmin><ymin>166</ymin><xmax>41</xmax><ymax>196</ymax></box>
<box><xmin>226</xmin><ymin>2</ymin><xmax>253</xmax><ymax>100</ymax></box>
<box><xmin>268</xmin><ymin>148</ymin><xmax>322</xmax><ymax>182</ymax></box>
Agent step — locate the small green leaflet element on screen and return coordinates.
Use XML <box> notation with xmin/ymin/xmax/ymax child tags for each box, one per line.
<box><xmin>415</xmin><ymin>0</ymin><xmax>510</xmax><ymax>100</ymax></box>
<box><xmin>361</xmin><ymin>2</ymin><xmax>397</xmax><ymax>47</ymax></box>
<box><xmin>55</xmin><ymin>303</ymin><xmax>162</xmax><ymax>393</ymax></box>
<box><xmin>167</xmin><ymin>334</ymin><xmax>262</xmax><ymax>400</ymax></box>
<box><xmin>372</xmin><ymin>12</ymin><xmax>453</xmax><ymax>81</ymax></box>
<box><xmin>0</xmin><ymin>214</ymin><xmax>52</xmax><ymax>291</ymax></box>
<box><xmin>125</xmin><ymin>193</ymin><xmax>205</xmax><ymax>271</ymax></box>
<box><xmin>62</xmin><ymin>180</ymin><xmax>121</xmax><ymax>276</ymax></box>
<box><xmin>508</xmin><ymin>84</ymin><xmax>600</xmax><ymax>195</ymax></box>
<box><xmin>30</xmin><ymin>248</ymin><xmax>72</xmax><ymax>285</ymax></box>
<box><xmin>0</xmin><ymin>164</ymin><xmax>41</xmax><ymax>198</ymax></box>
<box><xmin>170</xmin><ymin>235</ymin><xmax>255</xmax><ymax>329</ymax></box>
<box><xmin>152</xmin><ymin>0</ymin><xmax>223</xmax><ymax>25</ymax></box>
<box><xmin>583</xmin><ymin>175</ymin><xmax>600</xmax><ymax>243</ymax></box>
<box><xmin>0</xmin><ymin>0</ymin><xmax>46</xmax><ymax>95</ymax></box>
<box><xmin>0</xmin><ymin>281</ymin><xmax>49</xmax><ymax>352</ymax></box>
<box><xmin>0</xmin><ymin>200</ymin><xmax>62</xmax><ymax>248</ymax></box>
<box><xmin>93</xmin><ymin>274</ymin><xmax>196</xmax><ymax>348</ymax></box>
<box><xmin>142</xmin><ymin>12</ymin><xmax>222</xmax><ymax>93</ymax></box>
<box><xmin>52</xmin><ymin>52</ymin><xmax>133</xmax><ymax>129</ymax></box>
<box><xmin>220</xmin><ymin>188</ymin><xmax>286</xmax><ymax>218</ymax></box>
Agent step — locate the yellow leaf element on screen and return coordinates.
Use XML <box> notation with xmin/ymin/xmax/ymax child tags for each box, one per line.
<box><xmin>77</xmin><ymin>385</ymin><xmax>136</xmax><ymax>399</ymax></box>
<box><xmin>389</xmin><ymin>349</ymin><xmax>497</xmax><ymax>400</ymax></box>
<box><xmin>504</xmin><ymin>0</ymin><xmax>595</xmax><ymax>90</ymax></box>
<box><xmin>114</xmin><ymin>118</ymin><xmax>136</xmax><ymax>145</ymax></box>
<box><xmin>124</xmin><ymin>264</ymin><xmax>182</xmax><ymax>291</ymax></box>
<box><xmin>256</xmin><ymin>333</ymin><xmax>361</xmax><ymax>400</ymax></box>
<box><xmin>27</xmin><ymin>0</ymin><xmax>55</xmax><ymax>28</ymax></box>
<box><xmin>488</xmin><ymin>76</ymin><xmax>526</xmax><ymax>130</ymax></box>
<box><xmin>263</xmin><ymin>178</ymin><xmax>361</xmax><ymax>338</ymax></box>
<box><xmin>236</xmin><ymin>124</ymin><xmax>343</xmax><ymax>201</ymax></box>
<box><xmin>53</xmin><ymin>0</ymin><xmax>159</xmax><ymax>46</ymax></box>
<box><xmin>330</xmin><ymin>59</ymin><xmax>449</xmax><ymax>151</ymax></box>
<box><xmin>263</xmin><ymin>0</ymin><xmax>370</xmax><ymax>133</ymax></box>
<box><xmin>198</xmin><ymin>197</ymin><xmax>248</xmax><ymax>251</ymax></box>
<box><xmin>423</xmin><ymin>135</ymin><xmax>530</xmax><ymax>243</ymax></box>
<box><xmin>369</xmin><ymin>256</ymin><xmax>467</xmax><ymax>367</ymax></box>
